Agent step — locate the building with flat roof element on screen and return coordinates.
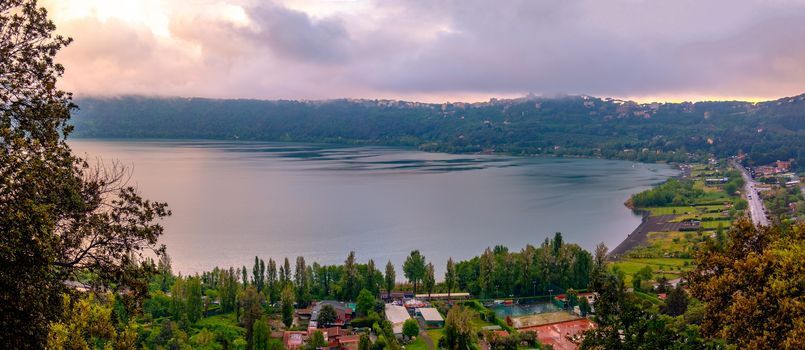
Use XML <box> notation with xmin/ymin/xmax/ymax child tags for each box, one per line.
<box><xmin>384</xmin><ymin>304</ymin><xmax>411</xmax><ymax>335</ymax></box>
<box><xmin>414</xmin><ymin>292</ymin><xmax>471</xmax><ymax>300</ymax></box>
<box><xmin>283</xmin><ymin>331</ymin><xmax>307</xmax><ymax>349</ymax></box>
<box><xmin>415</xmin><ymin>307</ymin><xmax>445</xmax><ymax>328</ymax></box>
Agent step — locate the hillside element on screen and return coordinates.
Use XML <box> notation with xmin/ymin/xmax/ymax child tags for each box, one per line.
<box><xmin>72</xmin><ymin>94</ymin><xmax>805</xmax><ymax>165</ymax></box>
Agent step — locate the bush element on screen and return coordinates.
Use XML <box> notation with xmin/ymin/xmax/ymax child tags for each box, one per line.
<box><xmin>402</xmin><ymin>319</ymin><xmax>420</xmax><ymax>339</ymax></box>
<box><xmin>483</xmin><ymin>309</ymin><xmax>496</xmax><ymax>322</ymax></box>
<box><xmin>350</xmin><ymin>312</ymin><xmax>382</xmax><ymax>328</ymax></box>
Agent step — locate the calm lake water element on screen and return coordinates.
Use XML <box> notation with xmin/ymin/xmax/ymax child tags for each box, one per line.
<box><xmin>70</xmin><ymin>139</ymin><xmax>678</xmax><ymax>276</ymax></box>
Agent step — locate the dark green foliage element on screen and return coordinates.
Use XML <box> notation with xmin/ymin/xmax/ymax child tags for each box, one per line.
<box><xmin>662</xmin><ymin>284</ymin><xmax>689</xmax><ymax>317</ymax></box>
<box><xmin>443</xmin><ymin>306</ymin><xmax>475</xmax><ymax>350</ymax></box>
<box><xmin>71</xmin><ymin>95</ymin><xmax>805</xmax><ymax>167</ymax></box>
<box><xmin>281</xmin><ymin>285</ymin><xmax>295</xmax><ymax>328</ymax></box>
<box><xmin>266</xmin><ymin>259</ymin><xmax>278</xmax><ymax>303</ymax></box>
<box><xmin>186</xmin><ymin>277</ymin><xmax>204</xmax><ymax>323</ymax></box>
<box><xmin>241</xmin><ymin>286</ymin><xmax>264</xmax><ymax>349</ymax></box>
<box><xmin>445</xmin><ymin>257</ymin><xmax>457</xmax><ymax>299</ymax></box>
<box><xmin>219</xmin><ymin>267</ymin><xmax>240</xmax><ymax>312</ymax></box>
<box><xmin>341</xmin><ymin>251</ymin><xmax>360</xmax><ymax>300</ymax></box>
<box><xmin>423</xmin><ymin>262</ymin><xmax>436</xmax><ymax>297</ymax></box>
<box><xmin>689</xmin><ymin>219</ymin><xmax>805</xmax><ymax>348</ymax></box>
<box><xmin>579</xmin><ymin>297</ymin><xmax>591</xmax><ymax>317</ymax></box>
<box><xmin>486</xmin><ymin>331</ymin><xmax>518</xmax><ymax>350</ymax></box>
<box><xmin>362</xmin><ymin>259</ymin><xmax>381</xmax><ymax>295</ymax></box>
<box><xmin>631</xmin><ymin>179</ymin><xmax>703</xmax><ymax>207</ymax></box>
<box><xmin>295</xmin><ymin>256</ymin><xmax>311</xmax><ymax>307</ymax></box>
<box><xmin>462</xmin><ymin>237</ymin><xmax>592</xmax><ymax>298</ymax></box>
<box><xmin>581</xmin><ymin>260</ymin><xmax>724</xmax><ymax>349</ymax></box>
<box><xmin>356</xmin><ymin>289</ymin><xmax>376</xmax><ymax>316</ymax></box>
<box><xmin>384</xmin><ymin>260</ymin><xmax>396</xmax><ymax>299</ymax></box>
<box><xmin>359</xmin><ymin>334</ymin><xmax>371</xmax><ymax>350</ymax></box>
<box><xmin>402</xmin><ymin>318</ymin><xmax>420</xmax><ymax>339</ymax></box>
<box><xmin>252</xmin><ymin>318</ymin><xmax>270</xmax><ymax>350</ymax></box>
<box><xmin>252</xmin><ymin>257</ymin><xmax>265</xmax><ymax>293</ymax></box>
<box><xmin>1</xmin><ymin>4</ymin><xmax>171</xmax><ymax>342</ymax></box>
<box><xmin>318</xmin><ymin>304</ymin><xmax>338</xmax><ymax>327</ymax></box>
<box><xmin>632</xmin><ymin>265</ymin><xmax>654</xmax><ymax>291</ymax></box>
<box><xmin>350</xmin><ymin>312</ymin><xmax>383</xmax><ymax>328</ymax></box>
<box><xmin>306</xmin><ymin>331</ymin><xmax>327</xmax><ymax>350</ymax></box>
<box><xmin>403</xmin><ymin>250</ymin><xmax>427</xmax><ymax>294</ymax></box>
<box><xmin>144</xmin><ymin>291</ymin><xmax>172</xmax><ymax>319</ymax></box>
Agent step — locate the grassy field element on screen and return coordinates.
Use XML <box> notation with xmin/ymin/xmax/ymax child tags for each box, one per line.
<box><xmin>405</xmin><ymin>337</ymin><xmax>429</xmax><ymax>350</ymax></box>
<box><xmin>469</xmin><ymin>313</ymin><xmax>495</xmax><ymax>330</ymax></box>
<box><xmin>427</xmin><ymin>329</ymin><xmax>444</xmax><ymax>347</ymax></box>
<box><xmin>644</xmin><ymin>206</ymin><xmax>698</xmax><ymax>215</ymax></box>
<box><xmin>616</xmin><ymin>161</ymin><xmax>741</xmax><ymax>287</ymax></box>
<box><xmin>611</xmin><ymin>258</ymin><xmax>691</xmax><ymax>285</ymax></box>
<box><xmin>701</xmin><ymin>220</ymin><xmax>732</xmax><ymax>229</ymax></box>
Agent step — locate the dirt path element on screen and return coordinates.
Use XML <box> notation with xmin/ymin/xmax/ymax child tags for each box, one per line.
<box><xmin>417</xmin><ymin>318</ymin><xmax>435</xmax><ymax>350</ymax></box>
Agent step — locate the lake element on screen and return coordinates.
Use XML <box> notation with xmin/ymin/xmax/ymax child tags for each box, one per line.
<box><xmin>70</xmin><ymin>139</ymin><xmax>678</xmax><ymax>276</ymax></box>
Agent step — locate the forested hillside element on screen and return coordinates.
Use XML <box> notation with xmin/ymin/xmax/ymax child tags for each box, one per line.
<box><xmin>73</xmin><ymin>94</ymin><xmax>805</xmax><ymax>166</ymax></box>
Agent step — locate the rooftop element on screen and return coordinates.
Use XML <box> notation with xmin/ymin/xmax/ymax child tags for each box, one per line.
<box><xmin>384</xmin><ymin>304</ymin><xmax>411</xmax><ymax>334</ymax></box>
<box><xmin>416</xmin><ymin>307</ymin><xmax>444</xmax><ymax>322</ymax></box>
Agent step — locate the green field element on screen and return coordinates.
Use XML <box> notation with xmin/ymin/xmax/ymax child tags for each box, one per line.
<box><xmin>427</xmin><ymin>329</ymin><xmax>444</xmax><ymax>347</ymax></box>
<box><xmin>611</xmin><ymin>258</ymin><xmax>691</xmax><ymax>285</ymax></box>
<box><xmin>644</xmin><ymin>206</ymin><xmax>698</xmax><ymax>215</ymax></box>
<box><xmin>405</xmin><ymin>337</ymin><xmax>430</xmax><ymax>350</ymax></box>
<box><xmin>701</xmin><ymin>220</ymin><xmax>732</xmax><ymax>229</ymax></box>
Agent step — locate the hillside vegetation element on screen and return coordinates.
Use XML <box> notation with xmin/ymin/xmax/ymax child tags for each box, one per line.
<box><xmin>73</xmin><ymin>94</ymin><xmax>805</xmax><ymax>165</ymax></box>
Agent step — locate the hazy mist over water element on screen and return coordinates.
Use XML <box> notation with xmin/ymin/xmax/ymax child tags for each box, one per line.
<box><xmin>70</xmin><ymin>139</ymin><xmax>679</xmax><ymax>276</ymax></box>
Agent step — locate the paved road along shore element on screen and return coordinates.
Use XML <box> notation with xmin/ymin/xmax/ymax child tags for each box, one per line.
<box><xmin>731</xmin><ymin>160</ymin><xmax>770</xmax><ymax>227</ymax></box>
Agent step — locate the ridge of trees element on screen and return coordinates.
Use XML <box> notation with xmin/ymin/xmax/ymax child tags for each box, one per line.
<box><xmin>71</xmin><ymin>95</ymin><xmax>805</xmax><ymax>166</ymax></box>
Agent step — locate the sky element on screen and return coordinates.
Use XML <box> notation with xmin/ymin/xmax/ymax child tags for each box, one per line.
<box><xmin>43</xmin><ymin>0</ymin><xmax>805</xmax><ymax>103</ymax></box>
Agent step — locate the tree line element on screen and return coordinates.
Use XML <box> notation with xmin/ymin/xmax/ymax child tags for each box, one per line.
<box><xmin>71</xmin><ymin>94</ymin><xmax>805</xmax><ymax>167</ymax></box>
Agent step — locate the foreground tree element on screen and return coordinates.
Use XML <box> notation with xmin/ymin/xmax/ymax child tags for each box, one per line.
<box><xmin>443</xmin><ymin>306</ymin><xmax>475</xmax><ymax>350</ymax></box>
<box><xmin>689</xmin><ymin>218</ymin><xmax>805</xmax><ymax>348</ymax></box>
<box><xmin>403</xmin><ymin>318</ymin><xmax>420</xmax><ymax>340</ymax></box>
<box><xmin>241</xmin><ymin>286</ymin><xmax>265</xmax><ymax>350</ymax></box>
<box><xmin>1</xmin><ymin>1</ymin><xmax>170</xmax><ymax>347</ymax></box>
<box><xmin>252</xmin><ymin>318</ymin><xmax>270</xmax><ymax>350</ymax></box>
<box><xmin>46</xmin><ymin>293</ymin><xmax>138</xmax><ymax>350</ymax></box>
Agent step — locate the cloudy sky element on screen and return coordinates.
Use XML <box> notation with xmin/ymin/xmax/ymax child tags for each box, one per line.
<box><xmin>44</xmin><ymin>0</ymin><xmax>805</xmax><ymax>103</ymax></box>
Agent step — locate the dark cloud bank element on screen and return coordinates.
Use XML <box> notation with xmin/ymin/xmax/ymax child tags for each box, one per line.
<box><xmin>54</xmin><ymin>0</ymin><xmax>805</xmax><ymax>101</ymax></box>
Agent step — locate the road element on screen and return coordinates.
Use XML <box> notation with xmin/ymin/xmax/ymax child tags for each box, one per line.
<box><xmin>731</xmin><ymin>160</ymin><xmax>770</xmax><ymax>227</ymax></box>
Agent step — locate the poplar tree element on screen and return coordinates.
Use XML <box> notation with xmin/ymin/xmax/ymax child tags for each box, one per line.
<box><xmin>384</xmin><ymin>261</ymin><xmax>396</xmax><ymax>299</ymax></box>
<box><xmin>445</xmin><ymin>257</ymin><xmax>457</xmax><ymax>300</ymax></box>
<box><xmin>342</xmin><ymin>251</ymin><xmax>359</xmax><ymax>300</ymax></box>
<box><xmin>295</xmin><ymin>256</ymin><xmax>310</xmax><ymax>307</ymax></box>
<box><xmin>267</xmin><ymin>259</ymin><xmax>278</xmax><ymax>302</ymax></box>
<box><xmin>423</xmin><ymin>262</ymin><xmax>436</xmax><ymax>298</ymax></box>
<box><xmin>186</xmin><ymin>276</ymin><xmax>203</xmax><ymax>323</ymax></box>
<box><xmin>403</xmin><ymin>250</ymin><xmax>426</xmax><ymax>294</ymax></box>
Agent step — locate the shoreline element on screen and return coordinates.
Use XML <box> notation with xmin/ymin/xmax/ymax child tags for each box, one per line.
<box><xmin>610</xmin><ymin>164</ymin><xmax>688</xmax><ymax>258</ymax></box>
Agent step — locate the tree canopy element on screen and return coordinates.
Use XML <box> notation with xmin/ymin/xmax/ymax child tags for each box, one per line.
<box><xmin>1</xmin><ymin>1</ymin><xmax>170</xmax><ymax>347</ymax></box>
<box><xmin>689</xmin><ymin>218</ymin><xmax>805</xmax><ymax>348</ymax></box>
